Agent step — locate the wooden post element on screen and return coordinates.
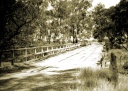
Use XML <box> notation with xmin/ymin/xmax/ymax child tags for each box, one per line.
<box><xmin>47</xmin><ymin>47</ymin><xmax>49</xmax><ymax>55</ymax></box>
<box><xmin>49</xmin><ymin>46</ymin><xmax>52</xmax><ymax>55</ymax></box>
<box><xmin>62</xmin><ymin>45</ymin><xmax>64</xmax><ymax>52</ymax></box>
<box><xmin>109</xmin><ymin>52</ymin><xmax>118</xmax><ymax>87</ymax></box>
<box><xmin>11</xmin><ymin>50</ymin><xmax>15</xmax><ymax>65</ymax></box>
<box><xmin>0</xmin><ymin>51</ymin><xmax>2</xmax><ymax>66</ymax></box>
<box><xmin>25</xmin><ymin>49</ymin><xmax>27</xmax><ymax>61</ymax></box>
<box><xmin>41</xmin><ymin>47</ymin><xmax>44</xmax><ymax>57</ymax></box>
<box><xmin>51</xmin><ymin>46</ymin><xmax>54</xmax><ymax>54</ymax></box>
<box><xmin>0</xmin><ymin>59</ymin><xmax>1</xmax><ymax>66</ymax></box>
<box><xmin>11</xmin><ymin>59</ymin><xmax>14</xmax><ymax>65</ymax></box>
<box><xmin>100</xmin><ymin>56</ymin><xmax>104</xmax><ymax>68</ymax></box>
<box><xmin>41</xmin><ymin>47</ymin><xmax>43</xmax><ymax>53</ymax></box>
<box><xmin>60</xmin><ymin>46</ymin><xmax>61</xmax><ymax>52</ymax></box>
<box><xmin>34</xmin><ymin>48</ymin><xmax>37</xmax><ymax>59</ymax></box>
<box><xmin>64</xmin><ymin>45</ymin><xmax>66</xmax><ymax>51</ymax></box>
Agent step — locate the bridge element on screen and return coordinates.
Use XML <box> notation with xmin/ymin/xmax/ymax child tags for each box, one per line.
<box><xmin>0</xmin><ymin>42</ymin><xmax>104</xmax><ymax>91</ymax></box>
<box><xmin>0</xmin><ymin>43</ymin><xmax>81</xmax><ymax>66</ymax></box>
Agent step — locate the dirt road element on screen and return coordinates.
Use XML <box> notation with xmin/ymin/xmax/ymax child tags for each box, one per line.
<box><xmin>0</xmin><ymin>42</ymin><xmax>103</xmax><ymax>91</ymax></box>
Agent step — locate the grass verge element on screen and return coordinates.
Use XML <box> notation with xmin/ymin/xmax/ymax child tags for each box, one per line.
<box><xmin>77</xmin><ymin>68</ymin><xmax>128</xmax><ymax>91</ymax></box>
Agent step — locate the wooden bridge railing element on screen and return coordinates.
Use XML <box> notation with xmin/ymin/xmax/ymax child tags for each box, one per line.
<box><xmin>0</xmin><ymin>43</ymin><xmax>81</xmax><ymax>66</ymax></box>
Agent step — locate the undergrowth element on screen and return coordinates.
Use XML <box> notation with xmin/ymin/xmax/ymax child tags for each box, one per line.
<box><xmin>71</xmin><ymin>68</ymin><xmax>128</xmax><ymax>91</ymax></box>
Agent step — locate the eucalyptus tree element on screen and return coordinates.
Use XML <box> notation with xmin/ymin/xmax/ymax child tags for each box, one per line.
<box><xmin>68</xmin><ymin>0</ymin><xmax>92</xmax><ymax>43</ymax></box>
<box><xmin>93</xmin><ymin>0</ymin><xmax>128</xmax><ymax>49</ymax></box>
<box><xmin>0</xmin><ymin>0</ymin><xmax>29</xmax><ymax>49</ymax></box>
<box><xmin>92</xmin><ymin>3</ymin><xmax>107</xmax><ymax>42</ymax></box>
<box><xmin>109</xmin><ymin>0</ymin><xmax>128</xmax><ymax>48</ymax></box>
<box><xmin>0</xmin><ymin>0</ymin><xmax>50</xmax><ymax>49</ymax></box>
<box><xmin>45</xmin><ymin>0</ymin><xmax>72</xmax><ymax>44</ymax></box>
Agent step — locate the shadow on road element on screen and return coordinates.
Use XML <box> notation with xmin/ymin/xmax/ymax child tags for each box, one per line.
<box><xmin>0</xmin><ymin>68</ymin><xmax>81</xmax><ymax>91</ymax></box>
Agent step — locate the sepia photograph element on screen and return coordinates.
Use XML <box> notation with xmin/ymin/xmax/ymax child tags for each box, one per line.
<box><xmin>0</xmin><ymin>0</ymin><xmax>128</xmax><ymax>91</ymax></box>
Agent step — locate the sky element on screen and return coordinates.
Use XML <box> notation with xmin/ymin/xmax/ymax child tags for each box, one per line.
<box><xmin>47</xmin><ymin>0</ymin><xmax>121</xmax><ymax>11</ymax></box>
<box><xmin>91</xmin><ymin>0</ymin><xmax>120</xmax><ymax>9</ymax></box>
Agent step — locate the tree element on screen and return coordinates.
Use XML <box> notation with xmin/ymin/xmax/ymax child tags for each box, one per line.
<box><xmin>110</xmin><ymin>0</ymin><xmax>128</xmax><ymax>46</ymax></box>
<box><xmin>68</xmin><ymin>0</ymin><xmax>92</xmax><ymax>43</ymax></box>
<box><xmin>0</xmin><ymin>0</ymin><xmax>93</xmax><ymax>50</ymax></box>
<box><xmin>0</xmin><ymin>0</ymin><xmax>49</xmax><ymax>49</ymax></box>
<box><xmin>93</xmin><ymin>0</ymin><xmax>128</xmax><ymax>49</ymax></box>
<box><xmin>92</xmin><ymin>3</ymin><xmax>107</xmax><ymax>41</ymax></box>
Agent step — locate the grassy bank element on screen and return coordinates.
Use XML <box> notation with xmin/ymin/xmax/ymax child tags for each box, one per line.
<box><xmin>77</xmin><ymin>68</ymin><xmax>128</xmax><ymax>91</ymax></box>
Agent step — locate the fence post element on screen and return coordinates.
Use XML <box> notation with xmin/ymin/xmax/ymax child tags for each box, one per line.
<box><xmin>0</xmin><ymin>51</ymin><xmax>2</xmax><ymax>66</ymax></box>
<box><xmin>100</xmin><ymin>55</ymin><xmax>104</xmax><ymax>68</ymax></box>
<box><xmin>59</xmin><ymin>46</ymin><xmax>62</xmax><ymax>52</ymax></box>
<box><xmin>34</xmin><ymin>48</ymin><xmax>37</xmax><ymax>59</ymax></box>
<box><xmin>25</xmin><ymin>48</ymin><xmax>28</xmax><ymax>61</ymax></box>
<box><xmin>109</xmin><ymin>52</ymin><xmax>118</xmax><ymax>87</ymax></box>
<box><xmin>47</xmin><ymin>47</ymin><xmax>49</xmax><ymax>55</ymax></box>
<box><xmin>49</xmin><ymin>46</ymin><xmax>52</xmax><ymax>55</ymax></box>
<box><xmin>11</xmin><ymin>50</ymin><xmax>15</xmax><ymax>65</ymax></box>
<box><xmin>62</xmin><ymin>45</ymin><xmax>64</xmax><ymax>52</ymax></box>
<box><xmin>41</xmin><ymin>47</ymin><xmax>44</xmax><ymax>57</ymax></box>
<box><xmin>0</xmin><ymin>59</ymin><xmax>1</xmax><ymax>66</ymax></box>
<box><xmin>51</xmin><ymin>46</ymin><xmax>54</xmax><ymax>54</ymax></box>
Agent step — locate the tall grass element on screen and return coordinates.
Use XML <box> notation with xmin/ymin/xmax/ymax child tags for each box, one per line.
<box><xmin>76</xmin><ymin>68</ymin><xmax>128</xmax><ymax>91</ymax></box>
